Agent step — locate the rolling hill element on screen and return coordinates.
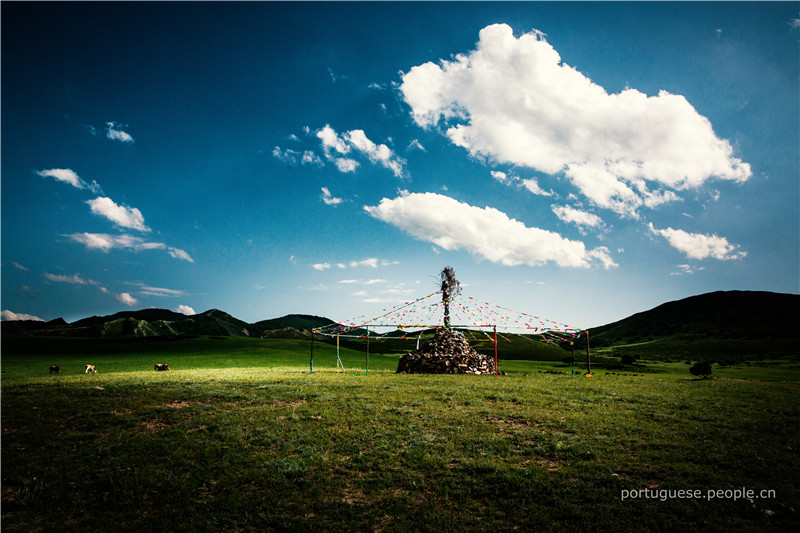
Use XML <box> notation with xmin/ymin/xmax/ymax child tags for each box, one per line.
<box><xmin>2</xmin><ymin>291</ymin><xmax>797</xmax><ymax>362</ymax></box>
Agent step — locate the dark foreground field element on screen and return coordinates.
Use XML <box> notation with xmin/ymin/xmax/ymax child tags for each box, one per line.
<box><xmin>2</xmin><ymin>336</ymin><xmax>799</xmax><ymax>532</ymax></box>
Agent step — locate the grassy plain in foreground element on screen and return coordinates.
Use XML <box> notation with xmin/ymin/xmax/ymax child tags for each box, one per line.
<box><xmin>2</xmin><ymin>336</ymin><xmax>799</xmax><ymax>532</ymax></box>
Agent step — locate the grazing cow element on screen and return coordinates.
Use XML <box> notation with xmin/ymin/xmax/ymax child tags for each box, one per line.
<box><xmin>154</xmin><ymin>363</ymin><xmax>170</xmax><ymax>371</ymax></box>
<box><xmin>49</xmin><ymin>365</ymin><xmax>61</xmax><ymax>374</ymax></box>
<box><xmin>85</xmin><ymin>365</ymin><xmax>97</xmax><ymax>374</ymax></box>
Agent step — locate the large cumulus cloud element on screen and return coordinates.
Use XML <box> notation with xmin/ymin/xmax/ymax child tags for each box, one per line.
<box><xmin>400</xmin><ymin>23</ymin><xmax>751</xmax><ymax>218</ymax></box>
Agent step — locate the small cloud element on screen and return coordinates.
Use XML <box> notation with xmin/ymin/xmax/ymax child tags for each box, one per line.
<box><xmin>321</xmin><ymin>187</ymin><xmax>343</xmax><ymax>206</ymax></box>
<box><xmin>790</xmin><ymin>18</ymin><xmax>800</xmax><ymax>29</ymax></box>
<box><xmin>551</xmin><ymin>205</ymin><xmax>603</xmax><ymax>228</ymax></box>
<box><xmin>338</xmin><ymin>279</ymin><xmax>360</xmax><ymax>285</ymax></box>
<box><xmin>106</xmin><ymin>122</ymin><xmax>134</xmax><ymax>143</ymax></box>
<box><xmin>364</xmin><ymin>278</ymin><xmax>387</xmax><ymax>285</ymax></box>
<box><xmin>408</xmin><ymin>139</ymin><xmax>426</xmax><ymax>152</ymax></box>
<box><xmin>1</xmin><ymin>310</ymin><xmax>44</xmax><ymax>321</ymax></box>
<box><xmin>491</xmin><ymin>170</ymin><xmax>552</xmax><ymax>196</ymax></box>
<box><xmin>350</xmin><ymin>258</ymin><xmax>379</xmax><ymax>268</ymax></box>
<box><xmin>13</xmin><ymin>262</ymin><xmax>29</xmax><ymax>271</ymax></box>
<box><xmin>87</xmin><ymin>197</ymin><xmax>150</xmax><ymax>232</ymax></box>
<box><xmin>43</xmin><ymin>272</ymin><xmax>94</xmax><ymax>285</ymax></box>
<box><xmin>491</xmin><ymin>170</ymin><xmax>510</xmax><ymax>183</ymax></box>
<box><xmin>36</xmin><ymin>168</ymin><xmax>102</xmax><ymax>193</ymax></box>
<box><xmin>64</xmin><ymin>232</ymin><xmax>191</xmax><ymax>262</ymax></box>
<box><xmin>317</xmin><ymin>125</ymin><xmax>407</xmax><ymax>178</ymax></box>
<box><xmin>670</xmin><ymin>264</ymin><xmax>705</xmax><ymax>276</ymax></box>
<box><xmin>168</xmin><ymin>247</ymin><xmax>194</xmax><ymax>263</ymax></box>
<box><xmin>176</xmin><ymin>304</ymin><xmax>196</xmax><ymax>315</ymax></box>
<box><xmin>334</xmin><ymin>158</ymin><xmax>360</xmax><ymax>173</ymax></box>
<box><xmin>649</xmin><ymin>223</ymin><xmax>746</xmax><ymax>260</ymax></box>
<box><xmin>302</xmin><ymin>151</ymin><xmax>324</xmax><ymax>166</ymax></box>
<box><xmin>136</xmin><ymin>285</ymin><xmax>185</xmax><ymax>297</ymax></box>
<box><xmin>117</xmin><ymin>292</ymin><xmax>138</xmax><ymax>306</ymax></box>
<box><xmin>328</xmin><ymin>67</ymin><xmax>349</xmax><ymax>83</ymax></box>
<box><xmin>272</xmin><ymin>146</ymin><xmax>300</xmax><ymax>165</ymax></box>
<box><xmin>520</xmin><ymin>178</ymin><xmax>553</xmax><ymax>197</ymax></box>
<box><xmin>312</xmin><ymin>263</ymin><xmax>331</xmax><ymax>271</ymax></box>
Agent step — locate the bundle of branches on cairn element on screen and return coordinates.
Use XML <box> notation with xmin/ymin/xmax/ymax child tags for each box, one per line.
<box><xmin>396</xmin><ymin>267</ymin><xmax>495</xmax><ymax>375</ymax></box>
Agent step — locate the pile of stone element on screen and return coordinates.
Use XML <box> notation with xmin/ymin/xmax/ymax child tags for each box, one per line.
<box><xmin>396</xmin><ymin>328</ymin><xmax>495</xmax><ymax>375</ymax></box>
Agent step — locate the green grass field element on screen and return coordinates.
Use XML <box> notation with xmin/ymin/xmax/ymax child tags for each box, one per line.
<box><xmin>2</xmin><ymin>336</ymin><xmax>799</xmax><ymax>532</ymax></box>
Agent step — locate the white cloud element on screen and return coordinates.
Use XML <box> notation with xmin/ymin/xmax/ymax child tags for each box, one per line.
<box><xmin>335</xmin><ymin>158</ymin><xmax>359</xmax><ymax>173</ymax></box>
<box><xmin>168</xmin><ymin>247</ymin><xmax>194</xmax><ymax>263</ymax></box>
<box><xmin>364</xmin><ymin>278</ymin><xmax>387</xmax><ymax>285</ymax></box>
<box><xmin>312</xmin><ymin>263</ymin><xmax>331</xmax><ymax>271</ymax></box>
<box><xmin>272</xmin><ymin>146</ymin><xmax>300</xmax><ymax>164</ymax></box>
<box><xmin>401</xmin><ymin>23</ymin><xmax>751</xmax><ymax>218</ymax></box>
<box><xmin>64</xmin><ymin>233</ymin><xmax>193</xmax><ymax>262</ymax></box>
<box><xmin>87</xmin><ymin>197</ymin><xmax>150</xmax><ymax>232</ymax></box>
<box><xmin>520</xmin><ymin>178</ymin><xmax>552</xmax><ymax>197</ymax></box>
<box><xmin>13</xmin><ymin>262</ymin><xmax>29</xmax><ymax>271</ymax></box>
<box><xmin>65</xmin><ymin>232</ymin><xmax>165</xmax><ymax>253</ymax></box>
<box><xmin>106</xmin><ymin>122</ymin><xmax>134</xmax><ymax>143</ymax></box>
<box><xmin>1</xmin><ymin>310</ymin><xmax>44</xmax><ymax>321</ymax></box>
<box><xmin>136</xmin><ymin>285</ymin><xmax>185</xmax><ymax>297</ymax></box>
<box><xmin>365</xmin><ymin>192</ymin><xmax>616</xmax><ymax>269</ymax></box>
<box><xmin>316</xmin><ymin>125</ymin><xmax>406</xmax><ymax>177</ymax></box>
<box><xmin>491</xmin><ymin>170</ymin><xmax>510</xmax><ymax>183</ymax></box>
<box><xmin>321</xmin><ymin>187</ymin><xmax>343</xmax><ymax>206</ymax></box>
<box><xmin>648</xmin><ymin>223</ymin><xmax>746</xmax><ymax>260</ymax></box>
<box><xmin>317</xmin><ymin>124</ymin><xmax>351</xmax><ymax>155</ymax></box>
<box><xmin>273</xmin><ymin>146</ymin><xmax>325</xmax><ymax>168</ymax></box>
<box><xmin>177</xmin><ymin>304</ymin><xmax>196</xmax><ymax>315</ymax></box>
<box><xmin>350</xmin><ymin>258</ymin><xmax>379</xmax><ymax>268</ymax></box>
<box><xmin>670</xmin><ymin>264</ymin><xmax>705</xmax><ymax>275</ymax></box>
<box><xmin>491</xmin><ymin>170</ymin><xmax>551</xmax><ymax>196</ymax></box>
<box><xmin>337</xmin><ymin>279</ymin><xmax>360</xmax><ymax>284</ymax></box>
<box><xmin>552</xmin><ymin>205</ymin><xmax>603</xmax><ymax>228</ymax></box>
<box><xmin>36</xmin><ymin>168</ymin><xmax>102</xmax><ymax>193</ymax></box>
<box><xmin>408</xmin><ymin>139</ymin><xmax>426</xmax><ymax>152</ymax></box>
<box><xmin>302</xmin><ymin>151</ymin><xmax>324</xmax><ymax>166</ymax></box>
<box><xmin>116</xmin><ymin>292</ymin><xmax>138</xmax><ymax>306</ymax></box>
<box><xmin>43</xmin><ymin>272</ymin><xmax>94</xmax><ymax>285</ymax></box>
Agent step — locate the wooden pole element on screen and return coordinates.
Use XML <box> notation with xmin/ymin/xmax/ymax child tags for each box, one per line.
<box><xmin>366</xmin><ymin>330</ymin><xmax>370</xmax><ymax>376</ymax></box>
<box><xmin>494</xmin><ymin>325</ymin><xmax>498</xmax><ymax>377</ymax></box>
<box><xmin>585</xmin><ymin>330</ymin><xmax>592</xmax><ymax>377</ymax></box>
<box><xmin>310</xmin><ymin>329</ymin><xmax>314</xmax><ymax>373</ymax></box>
<box><xmin>570</xmin><ymin>341</ymin><xmax>575</xmax><ymax>377</ymax></box>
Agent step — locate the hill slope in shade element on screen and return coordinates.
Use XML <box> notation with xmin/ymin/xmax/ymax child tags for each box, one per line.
<box><xmin>587</xmin><ymin>290</ymin><xmax>799</xmax><ymax>346</ymax></box>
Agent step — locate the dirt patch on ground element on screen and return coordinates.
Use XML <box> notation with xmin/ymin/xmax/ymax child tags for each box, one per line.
<box><xmin>141</xmin><ymin>420</ymin><xmax>168</xmax><ymax>432</ymax></box>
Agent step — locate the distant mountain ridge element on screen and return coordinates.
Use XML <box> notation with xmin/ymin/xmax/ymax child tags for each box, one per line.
<box><xmin>2</xmin><ymin>291</ymin><xmax>797</xmax><ymax>344</ymax></box>
<box><xmin>1</xmin><ymin>309</ymin><xmax>334</xmax><ymax>339</ymax></box>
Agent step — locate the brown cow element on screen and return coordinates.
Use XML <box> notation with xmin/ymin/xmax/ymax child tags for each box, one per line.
<box><xmin>85</xmin><ymin>365</ymin><xmax>97</xmax><ymax>374</ymax></box>
<box><xmin>49</xmin><ymin>365</ymin><xmax>60</xmax><ymax>374</ymax></box>
<box><xmin>154</xmin><ymin>363</ymin><xmax>170</xmax><ymax>371</ymax></box>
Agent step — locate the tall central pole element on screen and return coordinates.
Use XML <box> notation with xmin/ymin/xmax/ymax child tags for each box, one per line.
<box><xmin>494</xmin><ymin>325</ymin><xmax>498</xmax><ymax>377</ymax></box>
<box><xmin>585</xmin><ymin>330</ymin><xmax>592</xmax><ymax>377</ymax></box>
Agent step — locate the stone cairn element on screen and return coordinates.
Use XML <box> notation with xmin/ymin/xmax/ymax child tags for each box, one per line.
<box><xmin>396</xmin><ymin>328</ymin><xmax>495</xmax><ymax>375</ymax></box>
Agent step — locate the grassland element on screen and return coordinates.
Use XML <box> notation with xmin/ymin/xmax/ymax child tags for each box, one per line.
<box><xmin>2</xmin><ymin>335</ymin><xmax>799</xmax><ymax>532</ymax></box>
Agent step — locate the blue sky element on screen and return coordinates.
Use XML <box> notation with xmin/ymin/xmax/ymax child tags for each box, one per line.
<box><xmin>2</xmin><ymin>2</ymin><xmax>798</xmax><ymax>329</ymax></box>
